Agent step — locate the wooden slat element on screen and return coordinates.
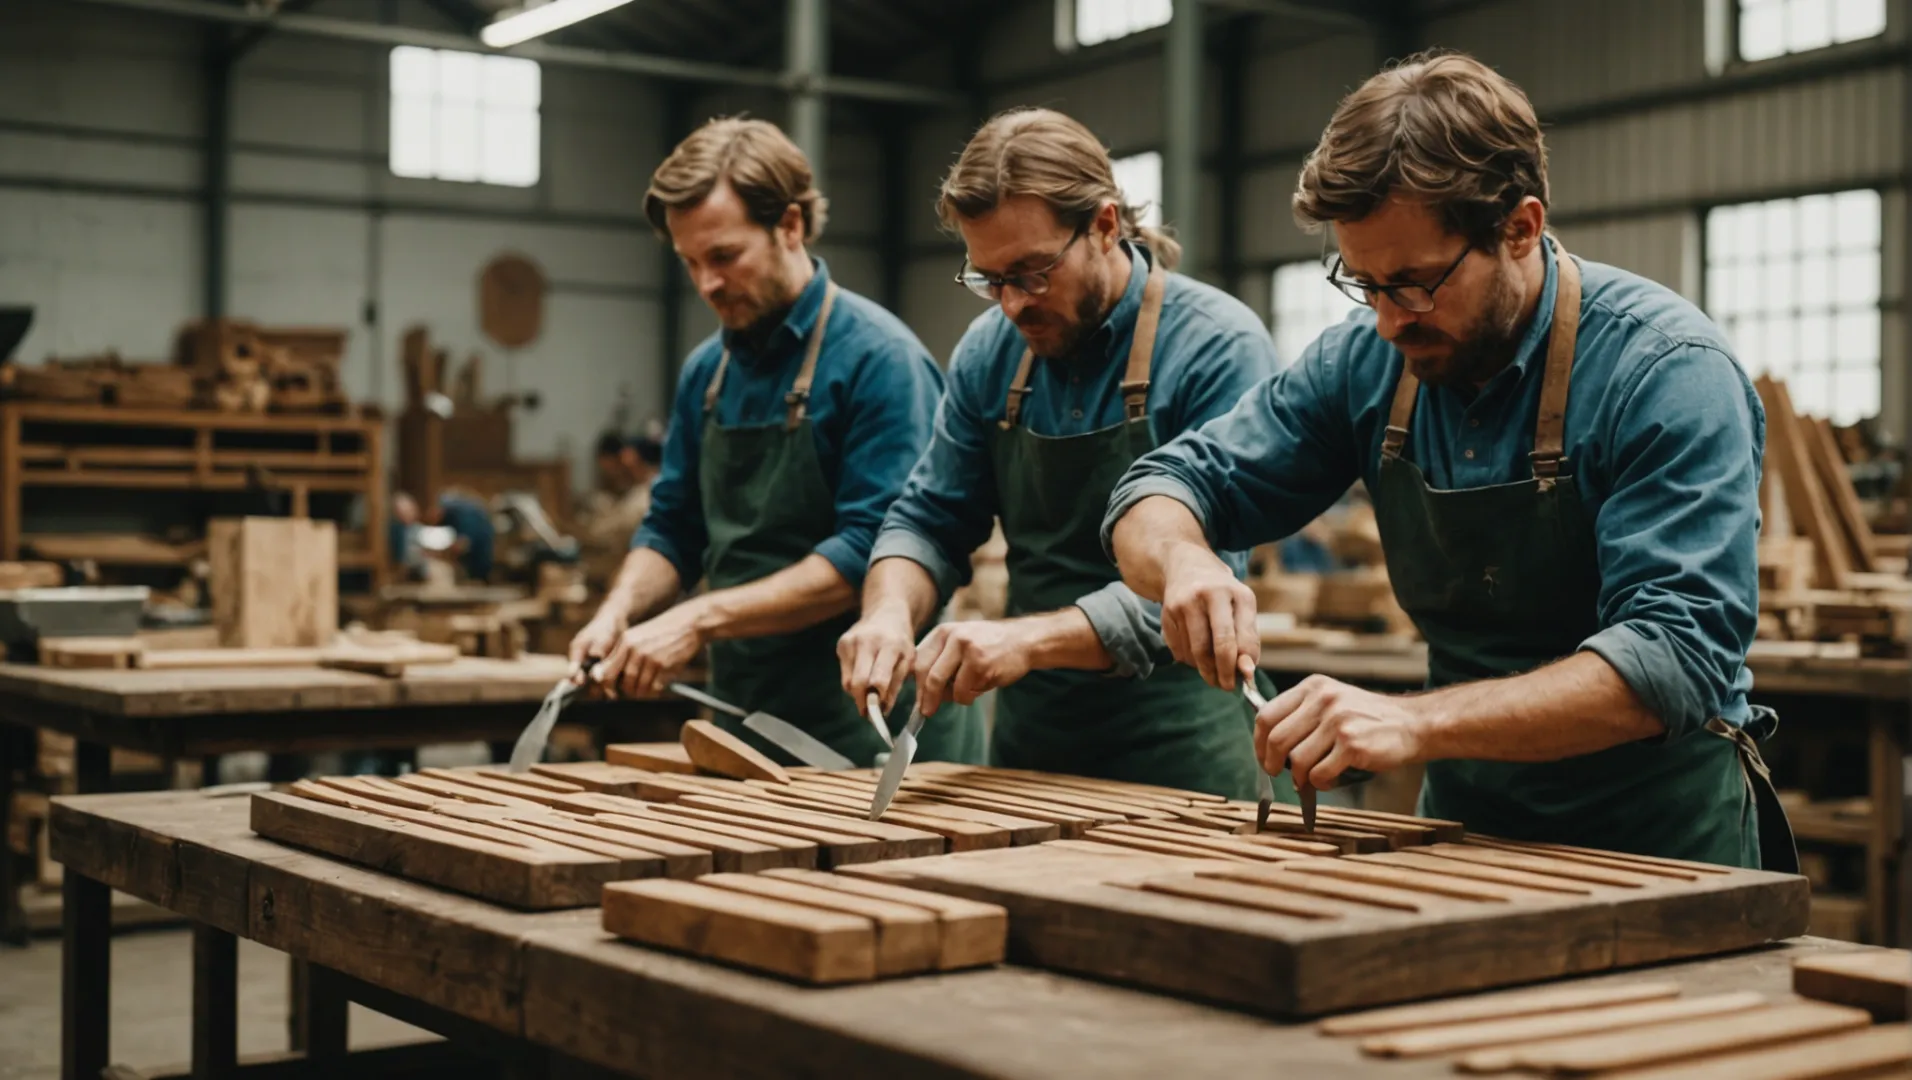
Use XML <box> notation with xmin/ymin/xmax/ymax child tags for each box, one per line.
<box><xmin>1089</xmin><ymin>824</ymin><xmax>1310</xmax><ymax>863</ymax></box>
<box><xmin>1130</xmin><ymin>875</ymin><xmax>1350</xmax><ymax>920</ymax></box>
<box><xmin>1360</xmin><ymin>991</ymin><xmax>1765</xmax><ymax>1057</ymax></box>
<box><xmin>601</xmin><ymin>879</ymin><xmax>876</xmax><ymax>984</ymax></box>
<box><xmin>1756</xmin><ymin>376</ymin><xmax>1851</xmax><ymax>588</ymax></box>
<box><xmin>672</xmin><ymin>796</ymin><xmax>945</xmax><ymax>858</ymax></box>
<box><xmin>1460</xmin><ymin>837</ymin><xmax>1709</xmax><ymax>880</ymax></box>
<box><xmin>1416</xmin><ymin>843</ymin><xmax>1657</xmax><ymax>888</ymax></box>
<box><xmin>1075</xmin><ymin>832</ymin><xmax>1264</xmax><ymax>863</ymax></box>
<box><xmin>1454</xmin><ymin>1001</ymin><xmax>1872</xmax><ymax>1075</ymax></box>
<box><xmin>602</xmin><ymin>742</ymin><xmax>698</xmax><ymax>774</ymax></box>
<box><xmin>1352</xmin><ymin>850</ymin><xmax>1598</xmax><ymax>896</ymax></box>
<box><xmin>500</xmin><ymin>815</ymin><xmax>713</xmax><ymax>878</ymax></box>
<box><xmin>1793</xmin><ymin>950</ymin><xmax>1912</xmax><ymax>1019</ymax></box>
<box><xmin>470</xmin><ymin>767</ymin><xmax>587</xmax><ymax>795</ymax></box>
<box><xmin>680</xmin><ymin>720</ymin><xmax>790</xmax><ymax>784</ymax></box>
<box><xmin>1806</xmin><ymin>414</ymin><xmax>1875</xmax><ymax>573</ymax></box>
<box><xmin>648</xmin><ymin>804</ymin><xmax>886</xmax><ymax>866</ymax></box>
<box><xmin>1319</xmin><ymin>981</ymin><xmax>1683</xmax><ymax>1036</ymax></box>
<box><xmin>388</xmin><ymin>773</ymin><xmax>550</xmax><ymax>811</ymax></box>
<box><xmin>1200</xmin><ymin>867</ymin><xmax>1433</xmax><ymax>913</ymax></box>
<box><xmin>1591</xmin><ymin>1025</ymin><xmax>1912</xmax><ymax>1080</ymax></box>
<box><xmin>757</xmin><ymin>869</ymin><xmax>1007</xmax><ymax>970</ymax></box>
<box><xmin>1283</xmin><ymin>858</ymin><xmax>1521</xmax><ymax>903</ymax></box>
<box><xmin>696</xmin><ymin>872</ymin><xmax>940</xmax><ymax>977</ymax></box>
<box><xmin>587</xmin><ymin>813</ymin><xmax>815</xmax><ymax>873</ymax></box>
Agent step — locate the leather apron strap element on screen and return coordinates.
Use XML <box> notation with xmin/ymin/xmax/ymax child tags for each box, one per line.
<box><xmin>703</xmin><ymin>281</ymin><xmax>840</xmax><ymax>431</ymax></box>
<box><xmin>1706</xmin><ymin>716</ymin><xmax>1802</xmax><ymax>874</ymax></box>
<box><xmin>1376</xmin><ymin>238</ymin><xmax>1581</xmax><ymax>489</ymax></box>
<box><xmin>1001</xmin><ymin>256</ymin><xmax>1168</xmax><ymax>428</ymax></box>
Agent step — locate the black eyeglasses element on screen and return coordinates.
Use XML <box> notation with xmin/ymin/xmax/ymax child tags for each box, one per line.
<box><xmin>1328</xmin><ymin>245</ymin><xmax>1473</xmax><ymax>313</ymax></box>
<box><xmin>954</xmin><ymin>227</ymin><xmax>1086</xmax><ymax>300</ymax></box>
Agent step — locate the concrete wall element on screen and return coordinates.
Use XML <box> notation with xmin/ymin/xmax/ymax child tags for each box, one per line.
<box><xmin>0</xmin><ymin>0</ymin><xmax>676</xmax><ymax>485</ymax></box>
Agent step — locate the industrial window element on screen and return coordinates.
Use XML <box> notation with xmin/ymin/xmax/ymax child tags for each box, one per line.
<box><xmin>389</xmin><ymin>46</ymin><xmax>541</xmax><ymax>187</ymax></box>
<box><xmin>1737</xmin><ymin>0</ymin><xmax>1886</xmax><ymax>61</ymax></box>
<box><xmin>1271</xmin><ymin>260</ymin><xmax>1360</xmax><ymax>367</ymax></box>
<box><xmin>1704</xmin><ymin>189</ymin><xmax>1882</xmax><ymax>423</ymax></box>
<box><xmin>1111</xmin><ymin>151</ymin><xmax>1163</xmax><ymax>230</ymax></box>
<box><xmin>1060</xmin><ymin>0</ymin><xmax>1172</xmax><ymax>49</ymax></box>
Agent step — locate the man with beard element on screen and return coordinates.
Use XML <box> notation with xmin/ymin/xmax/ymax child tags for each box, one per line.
<box><xmin>570</xmin><ymin>117</ymin><xmax>981</xmax><ymax>766</ymax></box>
<box><xmin>836</xmin><ymin>108</ymin><xmax>1287</xmax><ymax>799</ymax></box>
<box><xmin>1104</xmin><ymin>52</ymin><xmax>1795</xmax><ymax>870</ymax></box>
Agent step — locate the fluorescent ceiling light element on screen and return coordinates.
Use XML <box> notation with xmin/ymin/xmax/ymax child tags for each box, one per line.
<box><xmin>480</xmin><ymin>0</ymin><xmax>637</xmax><ymax>48</ymax></box>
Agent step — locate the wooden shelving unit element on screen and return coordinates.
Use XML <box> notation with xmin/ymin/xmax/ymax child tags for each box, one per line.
<box><xmin>0</xmin><ymin>401</ymin><xmax>387</xmax><ymax>588</ymax></box>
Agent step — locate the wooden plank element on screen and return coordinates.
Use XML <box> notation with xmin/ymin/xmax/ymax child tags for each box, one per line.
<box><xmin>1793</xmin><ymin>950</ymin><xmax>1912</xmax><ymax>1019</ymax></box>
<box><xmin>413</xmin><ymin>768</ymin><xmax>580</xmax><ymax>808</ymax></box>
<box><xmin>208</xmin><ymin>516</ymin><xmax>337</xmax><ymax>648</ymax></box>
<box><xmin>680</xmin><ymin>720</ymin><xmax>790</xmax><ymax>783</ymax></box>
<box><xmin>499</xmin><ymin>815</ymin><xmax>713</xmax><ymax>879</ymax></box>
<box><xmin>1075</xmin><ymin>831</ymin><xmax>1264</xmax><ymax>863</ymax></box>
<box><xmin>1282</xmin><ymin>859</ymin><xmax>1523</xmax><ymax>903</ymax></box>
<box><xmin>1319</xmin><ymin>980</ymin><xmax>1684</xmax><ymax>1036</ymax></box>
<box><xmin>470</xmin><ymin>767</ymin><xmax>587</xmax><ymax>795</ymax></box>
<box><xmin>249</xmin><ymin>792</ymin><xmax>615</xmax><ymax>909</ymax></box>
<box><xmin>587</xmin><ymin>813</ymin><xmax>815</xmax><ymax>873</ymax></box>
<box><xmin>602</xmin><ymin>742</ymin><xmax>698</xmax><ymax>774</ymax></box>
<box><xmin>388</xmin><ymin>773</ymin><xmax>550</xmax><ymax>810</ymax></box>
<box><xmin>673</xmin><ymin>795</ymin><xmax>945</xmax><ymax>857</ymax></box>
<box><xmin>756</xmin><ymin>869</ymin><xmax>1008</xmax><ymax>970</ymax></box>
<box><xmin>696</xmin><ymin>872</ymin><xmax>941</xmax><ymax>977</ymax></box>
<box><xmin>1590</xmin><ymin>1025</ymin><xmax>1912</xmax><ymax>1080</ymax></box>
<box><xmin>924</xmin><ymin>775</ymin><xmax>1175</xmax><ymax>820</ymax></box>
<box><xmin>601</xmin><ymin>879</ymin><xmax>877</xmax><ymax>984</ymax></box>
<box><xmin>1415</xmin><ymin>843</ymin><xmax>1658</xmax><ymax>888</ymax></box>
<box><xmin>134</xmin><ymin>647</ymin><xmax>320</xmax><ymax>670</ymax></box>
<box><xmin>955</xmin><ymin>765</ymin><xmax>1231</xmax><ymax>805</ymax></box>
<box><xmin>1352</xmin><ymin>850</ymin><xmax>1598</xmax><ymax>896</ymax></box>
<box><xmin>1755</xmin><ymin>377</ymin><xmax>1851</xmax><ymax>588</ymax></box>
<box><xmin>1454</xmin><ymin>1000</ymin><xmax>1873</xmax><ymax>1075</ymax></box>
<box><xmin>1806</xmin><ymin>414</ymin><xmax>1875</xmax><ymax>573</ymax></box>
<box><xmin>648</xmin><ymin>804</ymin><xmax>896</xmax><ymax>866</ymax></box>
<box><xmin>484</xmin><ymin>819</ymin><xmax>675</xmax><ymax>879</ymax></box>
<box><xmin>1462</xmin><ymin>837</ymin><xmax>1714</xmax><ymax>881</ymax></box>
<box><xmin>879</xmin><ymin>802</ymin><xmax>1060</xmax><ymax>846</ymax></box>
<box><xmin>1129</xmin><ymin>875</ymin><xmax>1352</xmax><ymax>920</ymax></box>
<box><xmin>1200</xmin><ymin>866</ymin><xmax>1434</xmax><ymax>913</ymax></box>
<box><xmin>1360</xmin><ymin>991</ymin><xmax>1764</xmax><ymax>1057</ymax></box>
<box><xmin>1089</xmin><ymin>824</ymin><xmax>1310</xmax><ymax>863</ymax></box>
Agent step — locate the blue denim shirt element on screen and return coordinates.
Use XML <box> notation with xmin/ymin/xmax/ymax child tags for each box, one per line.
<box><xmin>633</xmin><ymin>259</ymin><xmax>945</xmax><ymax>590</ymax></box>
<box><xmin>872</xmin><ymin>242</ymin><xmax>1279</xmax><ymax>679</ymax></box>
<box><xmin>1103</xmin><ymin>242</ymin><xmax>1766</xmax><ymax>738</ymax></box>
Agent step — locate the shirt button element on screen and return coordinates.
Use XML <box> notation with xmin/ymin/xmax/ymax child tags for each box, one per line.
<box><xmin>1072</xmin><ymin>409</ymin><xmax>1084</xmax><ymax>419</ymax></box>
<box><xmin>1464</xmin><ymin>449</ymin><xmax>1476</xmax><ymax>460</ymax></box>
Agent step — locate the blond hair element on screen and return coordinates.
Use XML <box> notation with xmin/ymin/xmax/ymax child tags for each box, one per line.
<box><xmin>1294</xmin><ymin>50</ymin><xmax>1548</xmax><ymax>250</ymax></box>
<box><xmin>645</xmin><ymin>117</ymin><xmax>828</xmax><ymax>241</ymax></box>
<box><xmin>937</xmin><ymin>107</ymin><xmax>1181</xmax><ymax>270</ymax></box>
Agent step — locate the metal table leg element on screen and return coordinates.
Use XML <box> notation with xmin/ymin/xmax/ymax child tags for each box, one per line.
<box><xmin>63</xmin><ymin>738</ymin><xmax>112</xmax><ymax>1080</ymax></box>
<box><xmin>192</xmin><ymin>923</ymin><xmax>238</xmax><ymax>1079</ymax></box>
<box><xmin>0</xmin><ymin>723</ymin><xmax>28</xmax><ymax>946</ymax></box>
<box><xmin>288</xmin><ymin>958</ymin><xmax>348</xmax><ymax>1058</ymax></box>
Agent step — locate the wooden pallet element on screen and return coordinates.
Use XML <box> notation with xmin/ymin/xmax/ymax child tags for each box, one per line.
<box><xmin>843</xmin><ymin>839</ymin><xmax>1810</xmax><ymax>1017</ymax></box>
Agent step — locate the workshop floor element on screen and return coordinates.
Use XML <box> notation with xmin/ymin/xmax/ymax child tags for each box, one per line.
<box><xmin>0</xmin><ymin>927</ymin><xmax>430</xmax><ymax>1079</ymax></box>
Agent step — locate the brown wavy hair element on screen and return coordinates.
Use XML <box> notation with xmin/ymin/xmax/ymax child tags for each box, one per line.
<box><xmin>645</xmin><ymin>117</ymin><xmax>829</xmax><ymax>241</ymax></box>
<box><xmin>938</xmin><ymin>107</ymin><xmax>1181</xmax><ymax>270</ymax></box>
<box><xmin>1294</xmin><ymin>50</ymin><xmax>1548</xmax><ymax>251</ymax></box>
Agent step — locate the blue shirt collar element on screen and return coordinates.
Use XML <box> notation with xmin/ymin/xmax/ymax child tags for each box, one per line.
<box><xmin>1499</xmin><ymin>237</ymin><xmax>1560</xmax><ymax>384</ymax></box>
<box><xmin>722</xmin><ymin>256</ymin><xmax>831</xmax><ymax>364</ymax></box>
<box><xmin>1073</xmin><ymin>240</ymin><xmax>1151</xmax><ymax>362</ymax></box>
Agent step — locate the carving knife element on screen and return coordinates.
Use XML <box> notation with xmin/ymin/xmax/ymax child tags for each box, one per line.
<box><xmin>667</xmin><ymin>682</ymin><xmax>854</xmax><ymax>771</ymax></box>
<box><xmin>867</xmin><ymin>699</ymin><xmax>927</xmax><ymax>820</ymax></box>
<box><xmin>863</xmin><ymin>691</ymin><xmax>895</xmax><ymax>749</ymax></box>
<box><xmin>1238</xmin><ymin>663</ymin><xmax>1373</xmax><ymax>833</ymax></box>
<box><xmin>507</xmin><ymin>659</ymin><xmax>599</xmax><ymax>773</ymax></box>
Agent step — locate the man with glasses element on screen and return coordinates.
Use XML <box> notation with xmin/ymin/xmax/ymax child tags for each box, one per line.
<box><xmin>1104</xmin><ymin>52</ymin><xmax>1795</xmax><ymax>869</ymax></box>
<box><xmin>836</xmin><ymin>107</ymin><xmax>1285</xmax><ymax>799</ymax></box>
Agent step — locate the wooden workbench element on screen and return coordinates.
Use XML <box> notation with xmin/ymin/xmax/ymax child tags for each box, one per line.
<box><xmin>1258</xmin><ymin>640</ymin><xmax>1910</xmax><ymax>948</ymax></box>
<box><xmin>0</xmin><ymin>655</ymin><xmax>692</xmax><ymax>944</ymax></box>
<box><xmin>49</xmin><ymin>789</ymin><xmax>1892</xmax><ymax>1080</ymax></box>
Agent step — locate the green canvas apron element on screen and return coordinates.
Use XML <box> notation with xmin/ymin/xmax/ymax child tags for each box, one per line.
<box><xmin>697</xmin><ymin>282</ymin><xmax>984</xmax><ymax>768</ymax></box>
<box><xmin>1373</xmin><ymin>243</ymin><xmax>1796</xmax><ymax>871</ymax></box>
<box><xmin>985</xmin><ymin>256</ymin><xmax>1290</xmax><ymax>801</ymax></box>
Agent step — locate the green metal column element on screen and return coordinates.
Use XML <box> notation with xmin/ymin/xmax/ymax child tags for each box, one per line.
<box><xmin>203</xmin><ymin>31</ymin><xmax>232</xmax><ymax>319</ymax></box>
<box><xmin>1164</xmin><ymin>0</ymin><xmax>1202</xmax><ymax>273</ymax></box>
<box><xmin>785</xmin><ymin>0</ymin><xmax>829</xmax><ymax>188</ymax></box>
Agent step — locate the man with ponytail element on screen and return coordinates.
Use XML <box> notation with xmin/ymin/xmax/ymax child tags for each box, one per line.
<box><xmin>837</xmin><ymin>107</ymin><xmax>1284</xmax><ymax>799</ymax></box>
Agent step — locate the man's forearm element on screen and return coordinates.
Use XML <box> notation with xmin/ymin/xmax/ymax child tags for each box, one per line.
<box><xmin>1414</xmin><ymin>652</ymin><xmax>1667</xmax><ymax>762</ymax></box>
<box><xmin>693</xmin><ymin>554</ymin><xmax>856</xmax><ymax>641</ymax></box>
<box><xmin>861</xmin><ymin>556</ymin><xmax>944</xmax><ymax>631</ymax></box>
<box><xmin>1110</xmin><ymin>495</ymin><xmax>1213</xmax><ymax>602</ymax></box>
<box><xmin>1016</xmin><ymin>607</ymin><xmax>1112</xmax><ymax>671</ymax></box>
<box><xmin>600</xmin><ymin>547</ymin><xmax>686</xmax><ymax>626</ymax></box>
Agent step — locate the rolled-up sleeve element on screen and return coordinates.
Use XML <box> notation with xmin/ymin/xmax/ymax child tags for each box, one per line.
<box><xmin>870</xmin><ymin>328</ymin><xmax>1001</xmax><ymax>598</ymax></box>
<box><xmin>1577</xmin><ymin>343</ymin><xmax>1762</xmax><ymax>740</ymax></box>
<box><xmin>631</xmin><ymin>354</ymin><xmax>712</xmax><ymax>589</ymax></box>
<box><xmin>1102</xmin><ymin>332</ymin><xmax>1363</xmax><ymax>561</ymax></box>
<box><xmin>813</xmin><ymin>342</ymin><xmax>946</xmax><ymax>589</ymax></box>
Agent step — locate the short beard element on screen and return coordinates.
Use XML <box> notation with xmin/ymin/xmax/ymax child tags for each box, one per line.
<box><xmin>1020</xmin><ymin>260</ymin><xmax>1113</xmax><ymax>360</ymax></box>
<box><xmin>1400</xmin><ymin>261</ymin><xmax>1526</xmax><ymax>387</ymax></box>
<box><xmin>717</xmin><ymin>252</ymin><xmax>803</xmax><ymax>336</ymax></box>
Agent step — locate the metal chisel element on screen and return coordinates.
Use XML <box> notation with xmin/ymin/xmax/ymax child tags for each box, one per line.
<box><xmin>667</xmin><ymin>682</ymin><xmax>854</xmax><ymax>771</ymax></box>
<box><xmin>507</xmin><ymin>660</ymin><xmax>599</xmax><ymax>773</ymax></box>
<box><xmin>1238</xmin><ymin>662</ymin><xmax>1373</xmax><ymax>833</ymax></box>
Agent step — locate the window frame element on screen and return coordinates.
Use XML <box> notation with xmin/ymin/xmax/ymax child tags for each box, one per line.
<box><xmin>387</xmin><ymin>45</ymin><xmax>544</xmax><ymax>189</ymax></box>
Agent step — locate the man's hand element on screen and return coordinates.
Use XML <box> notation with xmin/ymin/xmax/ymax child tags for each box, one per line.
<box><xmin>837</xmin><ymin>604</ymin><xmax>917</xmax><ymax>712</ymax></box>
<box><xmin>567</xmin><ymin>609</ymin><xmax>627</xmax><ymax>682</ymax></box>
<box><xmin>1158</xmin><ymin>543</ymin><xmax>1259</xmax><ymax>690</ymax></box>
<box><xmin>1255</xmin><ymin>674</ymin><xmax>1427</xmax><ymax>789</ymax></box>
<box><xmin>599</xmin><ymin>600</ymin><xmax>709</xmax><ymax>698</ymax></box>
<box><xmin>914</xmin><ymin>620</ymin><xmax>1035</xmax><ymax>716</ymax></box>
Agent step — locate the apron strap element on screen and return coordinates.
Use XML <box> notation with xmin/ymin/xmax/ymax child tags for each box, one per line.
<box><xmin>786</xmin><ymin>282</ymin><xmax>838</xmax><ymax>431</ymax></box>
<box><xmin>703</xmin><ymin>351</ymin><xmax>730</xmax><ymax>414</ymax></box>
<box><xmin>1381</xmin><ymin>366</ymin><xmax>1421</xmax><ymax>461</ymax></box>
<box><xmin>999</xmin><ymin>252</ymin><xmax>1170</xmax><ymax>429</ymax></box>
<box><xmin>1531</xmin><ymin>239</ymin><xmax>1582</xmax><ymax>485</ymax></box>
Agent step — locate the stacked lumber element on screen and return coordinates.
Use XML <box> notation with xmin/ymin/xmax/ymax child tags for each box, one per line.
<box><xmin>1249</xmin><ymin>501</ymin><xmax>1417</xmax><ymax>637</ymax></box>
<box><xmin>1313</xmin><ymin>976</ymin><xmax>1906</xmax><ymax>1076</ymax></box>
<box><xmin>175</xmin><ymin>319</ymin><xmax>348</xmax><ymax>414</ymax></box>
<box><xmin>0</xmin><ymin>352</ymin><xmax>195</xmax><ymax>408</ymax></box>
<box><xmin>849</xmin><ymin>838</ymin><xmax>1810</xmax><ymax>1017</ymax></box>
<box><xmin>603</xmin><ymin>870</ymin><xmax>1007</xmax><ymax>984</ymax></box>
<box><xmin>1754</xmin><ymin>375</ymin><xmax>1910</xmax><ymax>656</ymax></box>
<box><xmin>36</xmin><ymin>633</ymin><xmax>458</xmax><ymax>676</ymax></box>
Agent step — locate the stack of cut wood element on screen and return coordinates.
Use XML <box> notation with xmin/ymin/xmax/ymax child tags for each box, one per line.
<box><xmin>174</xmin><ymin>318</ymin><xmax>348</xmax><ymax>414</ymax></box>
<box><xmin>1249</xmin><ymin>501</ymin><xmax>1415</xmax><ymax>637</ymax></box>
<box><xmin>1311</xmin><ymin>958</ymin><xmax>1908</xmax><ymax>1075</ymax></box>
<box><xmin>1754</xmin><ymin>375</ymin><xmax>1910</xmax><ymax>656</ymax></box>
<box><xmin>0</xmin><ymin>351</ymin><xmax>196</xmax><ymax>408</ymax></box>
